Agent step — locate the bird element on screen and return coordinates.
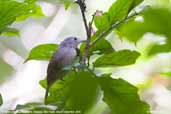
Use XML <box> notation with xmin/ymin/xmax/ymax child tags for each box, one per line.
<box><xmin>45</xmin><ymin>36</ymin><xmax>84</xmax><ymax>103</ymax></box>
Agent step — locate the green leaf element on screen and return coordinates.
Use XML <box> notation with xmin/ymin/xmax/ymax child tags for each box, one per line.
<box><xmin>81</xmin><ymin>40</ymin><xmax>114</xmax><ymax>56</ymax></box>
<box><xmin>94</xmin><ymin>0</ymin><xmax>144</xmax><ymax>30</ymax></box>
<box><xmin>40</xmin><ymin>71</ymin><xmax>100</xmax><ymax>113</ymax></box>
<box><xmin>97</xmin><ymin>76</ymin><xmax>151</xmax><ymax>114</ymax></box>
<box><xmin>0</xmin><ymin>94</ymin><xmax>3</xmax><ymax>106</ymax></box>
<box><xmin>147</xmin><ymin>43</ymin><xmax>171</xmax><ymax>56</ymax></box>
<box><xmin>25</xmin><ymin>44</ymin><xmax>58</xmax><ymax>62</ymax></box>
<box><xmin>119</xmin><ymin>7</ymin><xmax>171</xmax><ymax>42</ymax></box>
<box><xmin>108</xmin><ymin>0</ymin><xmax>132</xmax><ymax>24</ymax></box>
<box><xmin>90</xmin><ymin>39</ymin><xmax>115</xmax><ymax>55</ymax></box>
<box><xmin>129</xmin><ymin>0</ymin><xmax>144</xmax><ymax>12</ymax></box>
<box><xmin>63</xmin><ymin>0</ymin><xmax>74</xmax><ymax>9</ymax></box>
<box><xmin>16</xmin><ymin>0</ymin><xmax>44</xmax><ymax>21</ymax></box>
<box><xmin>94</xmin><ymin>50</ymin><xmax>140</xmax><ymax>67</ymax></box>
<box><xmin>94</xmin><ymin>13</ymin><xmax>110</xmax><ymax>30</ymax></box>
<box><xmin>1</xmin><ymin>27</ymin><xmax>19</xmax><ymax>37</ymax></box>
<box><xmin>0</xmin><ymin>0</ymin><xmax>44</xmax><ymax>35</ymax></box>
<box><xmin>160</xmin><ymin>71</ymin><xmax>171</xmax><ymax>77</ymax></box>
<box><xmin>81</xmin><ymin>31</ymin><xmax>115</xmax><ymax>56</ymax></box>
<box><xmin>0</xmin><ymin>58</ymin><xmax>14</xmax><ymax>83</ymax></box>
<box><xmin>0</xmin><ymin>0</ymin><xmax>25</xmax><ymax>33</ymax></box>
<box><xmin>118</xmin><ymin>18</ymin><xmax>146</xmax><ymax>42</ymax></box>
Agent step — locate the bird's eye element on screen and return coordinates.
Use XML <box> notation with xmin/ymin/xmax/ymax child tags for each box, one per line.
<box><xmin>74</xmin><ymin>38</ymin><xmax>77</xmax><ymax>40</ymax></box>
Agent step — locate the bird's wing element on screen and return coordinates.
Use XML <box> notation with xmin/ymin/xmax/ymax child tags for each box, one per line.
<box><xmin>47</xmin><ymin>47</ymin><xmax>76</xmax><ymax>85</ymax></box>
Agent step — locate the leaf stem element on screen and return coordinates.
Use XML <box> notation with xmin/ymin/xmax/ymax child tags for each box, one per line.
<box><xmin>90</xmin><ymin>12</ymin><xmax>139</xmax><ymax>47</ymax></box>
<box><xmin>88</xmin><ymin>13</ymin><xmax>95</xmax><ymax>35</ymax></box>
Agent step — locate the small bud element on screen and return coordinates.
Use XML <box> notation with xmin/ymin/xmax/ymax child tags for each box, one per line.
<box><xmin>95</xmin><ymin>10</ymin><xmax>103</xmax><ymax>17</ymax></box>
<box><xmin>91</xmin><ymin>28</ymin><xmax>96</xmax><ymax>36</ymax></box>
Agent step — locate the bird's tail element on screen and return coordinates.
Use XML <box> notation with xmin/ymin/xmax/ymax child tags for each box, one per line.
<box><xmin>44</xmin><ymin>86</ymin><xmax>50</xmax><ymax>105</ymax></box>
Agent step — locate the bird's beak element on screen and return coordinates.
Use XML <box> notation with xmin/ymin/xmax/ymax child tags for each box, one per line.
<box><xmin>79</xmin><ymin>40</ymin><xmax>87</xmax><ymax>43</ymax></box>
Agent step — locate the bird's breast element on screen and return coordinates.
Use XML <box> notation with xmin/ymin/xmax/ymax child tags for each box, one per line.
<box><xmin>56</xmin><ymin>47</ymin><xmax>77</xmax><ymax>67</ymax></box>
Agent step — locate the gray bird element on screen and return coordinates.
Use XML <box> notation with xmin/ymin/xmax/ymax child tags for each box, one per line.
<box><xmin>45</xmin><ymin>37</ymin><xmax>84</xmax><ymax>102</ymax></box>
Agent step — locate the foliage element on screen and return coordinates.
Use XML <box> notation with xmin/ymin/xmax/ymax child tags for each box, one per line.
<box><xmin>94</xmin><ymin>0</ymin><xmax>143</xmax><ymax>31</ymax></box>
<box><xmin>23</xmin><ymin>0</ymin><xmax>154</xmax><ymax>114</ymax></box>
<box><xmin>2</xmin><ymin>0</ymin><xmax>171</xmax><ymax>114</ymax></box>
<box><xmin>39</xmin><ymin>71</ymin><xmax>150</xmax><ymax>114</ymax></box>
<box><xmin>0</xmin><ymin>0</ymin><xmax>44</xmax><ymax>36</ymax></box>
<box><xmin>25</xmin><ymin>44</ymin><xmax>58</xmax><ymax>62</ymax></box>
<box><xmin>0</xmin><ymin>94</ymin><xmax>2</xmax><ymax>106</ymax></box>
<box><xmin>93</xmin><ymin>50</ymin><xmax>140</xmax><ymax>67</ymax></box>
<box><xmin>0</xmin><ymin>58</ymin><xmax>14</xmax><ymax>83</ymax></box>
<box><xmin>147</xmin><ymin>43</ymin><xmax>171</xmax><ymax>56</ymax></box>
<box><xmin>118</xmin><ymin>7</ymin><xmax>171</xmax><ymax>55</ymax></box>
<box><xmin>80</xmin><ymin>33</ymin><xmax>115</xmax><ymax>56</ymax></box>
<box><xmin>97</xmin><ymin>76</ymin><xmax>150</xmax><ymax>114</ymax></box>
<box><xmin>119</xmin><ymin>7</ymin><xmax>171</xmax><ymax>42</ymax></box>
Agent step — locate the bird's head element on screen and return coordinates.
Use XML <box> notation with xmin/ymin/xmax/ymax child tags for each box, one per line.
<box><xmin>60</xmin><ymin>36</ymin><xmax>86</xmax><ymax>48</ymax></box>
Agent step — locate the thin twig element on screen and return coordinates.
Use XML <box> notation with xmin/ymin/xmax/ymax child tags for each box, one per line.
<box><xmin>76</xmin><ymin>0</ymin><xmax>90</xmax><ymax>38</ymax></box>
<box><xmin>88</xmin><ymin>13</ymin><xmax>95</xmax><ymax>36</ymax></box>
<box><xmin>90</xmin><ymin>12</ymin><xmax>139</xmax><ymax>47</ymax></box>
<box><xmin>86</xmin><ymin>13</ymin><xmax>95</xmax><ymax>67</ymax></box>
<box><xmin>76</xmin><ymin>0</ymin><xmax>91</xmax><ymax>65</ymax></box>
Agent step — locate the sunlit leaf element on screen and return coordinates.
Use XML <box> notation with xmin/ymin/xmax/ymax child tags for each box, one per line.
<box><xmin>147</xmin><ymin>43</ymin><xmax>171</xmax><ymax>56</ymax></box>
<box><xmin>118</xmin><ymin>18</ymin><xmax>145</xmax><ymax>42</ymax></box>
<box><xmin>108</xmin><ymin>0</ymin><xmax>132</xmax><ymax>24</ymax></box>
<box><xmin>129</xmin><ymin>0</ymin><xmax>144</xmax><ymax>12</ymax></box>
<box><xmin>63</xmin><ymin>0</ymin><xmax>75</xmax><ymax>9</ymax></box>
<box><xmin>0</xmin><ymin>0</ymin><xmax>26</xmax><ymax>33</ymax></box>
<box><xmin>94</xmin><ymin>13</ymin><xmax>110</xmax><ymax>30</ymax></box>
<box><xmin>16</xmin><ymin>0</ymin><xmax>44</xmax><ymax>21</ymax></box>
<box><xmin>0</xmin><ymin>0</ymin><xmax>44</xmax><ymax>35</ymax></box>
<box><xmin>119</xmin><ymin>7</ymin><xmax>171</xmax><ymax>42</ymax></box>
<box><xmin>94</xmin><ymin>50</ymin><xmax>140</xmax><ymax>67</ymax></box>
<box><xmin>25</xmin><ymin>44</ymin><xmax>58</xmax><ymax>62</ymax></box>
<box><xmin>97</xmin><ymin>76</ymin><xmax>151</xmax><ymax>114</ymax></box>
<box><xmin>94</xmin><ymin>0</ymin><xmax>144</xmax><ymax>30</ymax></box>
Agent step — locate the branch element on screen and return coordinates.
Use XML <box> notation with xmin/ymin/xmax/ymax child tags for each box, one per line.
<box><xmin>76</xmin><ymin>0</ymin><xmax>90</xmax><ymax>38</ymax></box>
<box><xmin>76</xmin><ymin>0</ymin><xmax>92</xmax><ymax>65</ymax></box>
<box><xmin>88</xmin><ymin>13</ymin><xmax>95</xmax><ymax>36</ymax></box>
<box><xmin>90</xmin><ymin>12</ymin><xmax>139</xmax><ymax>47</ymax></box>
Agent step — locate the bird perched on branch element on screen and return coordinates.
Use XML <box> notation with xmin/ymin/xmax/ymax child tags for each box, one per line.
<box><xmin>45</xmin><ymin>37</ymin><xmax>84</xmax><ymax>103</ymax></box>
